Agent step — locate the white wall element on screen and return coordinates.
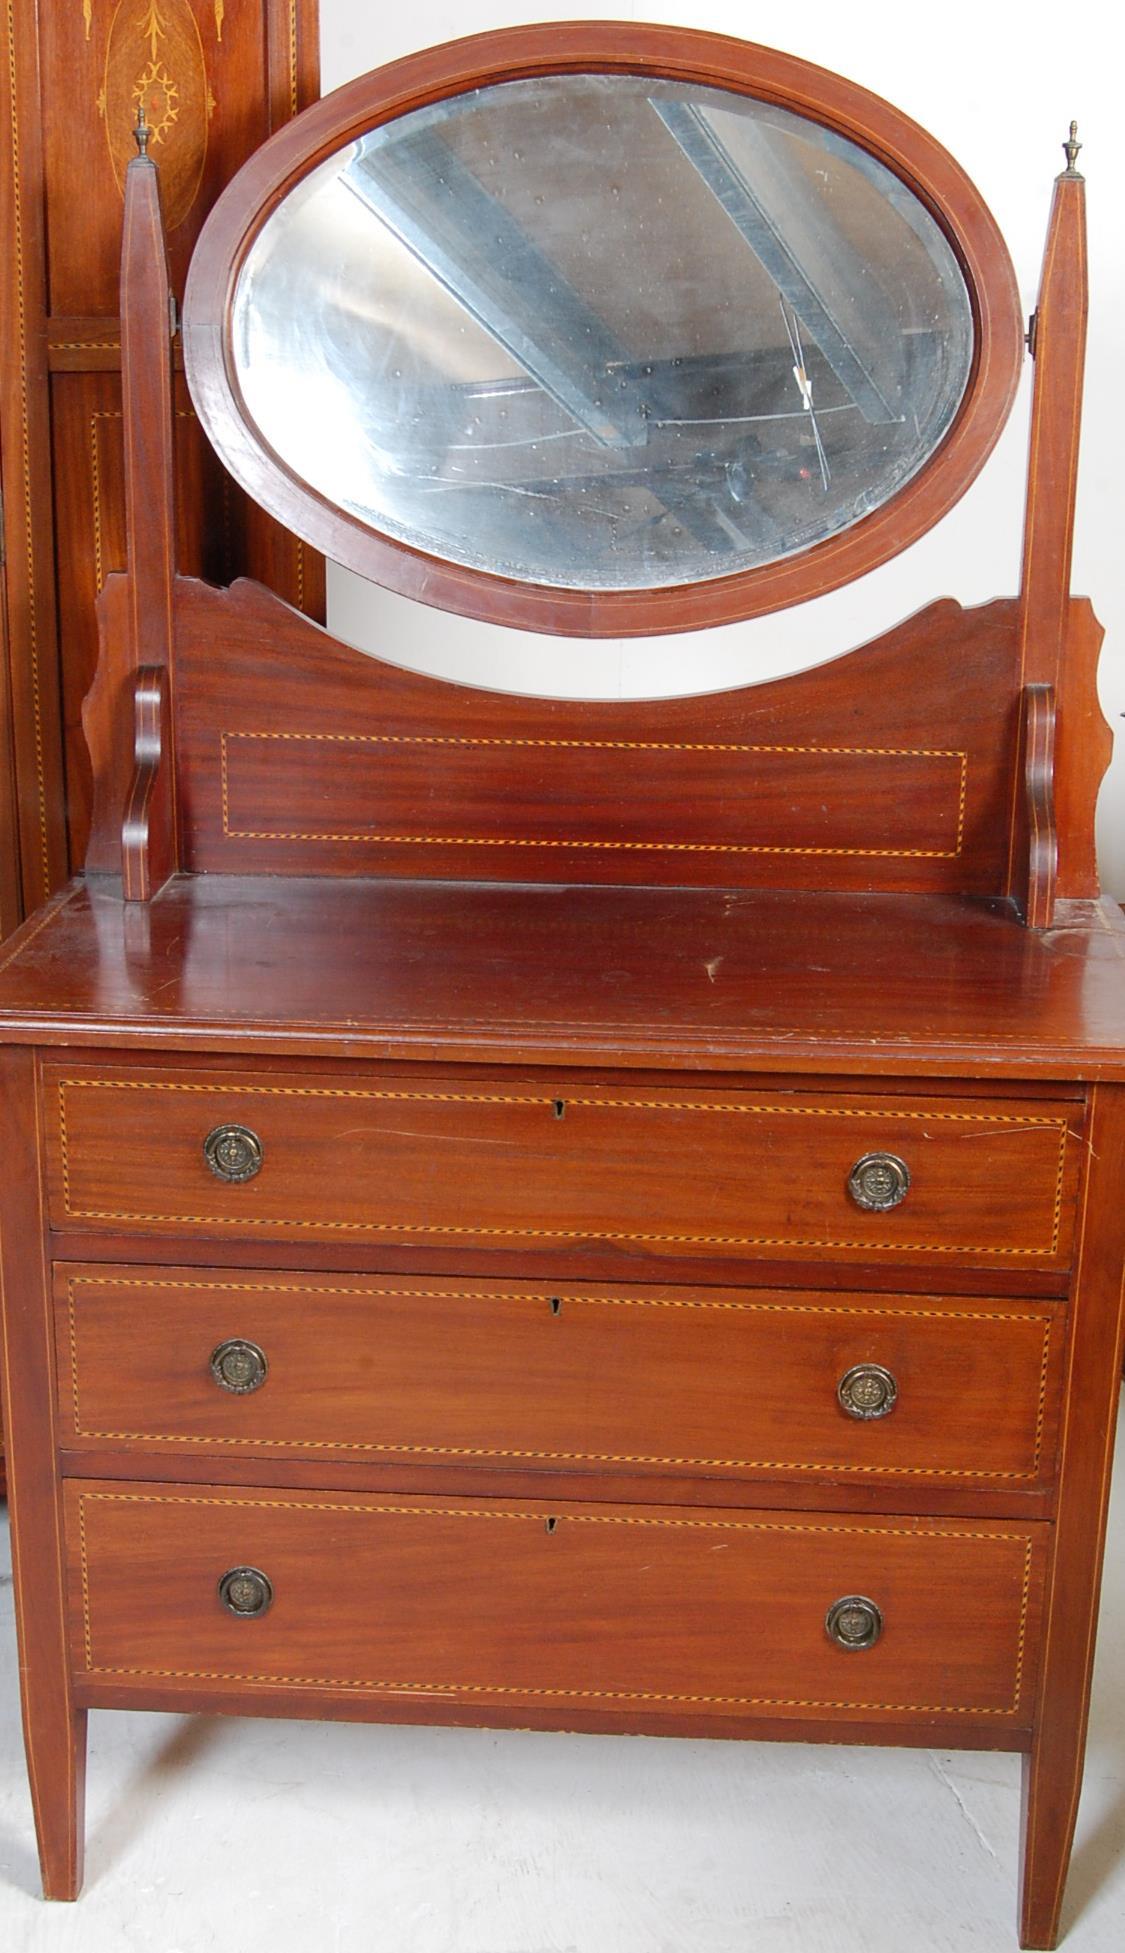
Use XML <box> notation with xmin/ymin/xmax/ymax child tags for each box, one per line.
<box><xmin>320</xmin><ymin>3</ymin><xmax>1124</xmax><ymax>896</ymax></box>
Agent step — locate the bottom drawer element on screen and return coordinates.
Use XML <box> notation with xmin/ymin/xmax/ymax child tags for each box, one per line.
<box><xmin>67</xmin><ymin>1481</ymin><xmax>1044</xmax><ymax>1731</ymax></box>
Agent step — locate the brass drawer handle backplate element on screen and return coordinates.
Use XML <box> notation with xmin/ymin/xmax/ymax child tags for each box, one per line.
<box><xmin>837</xmin><ymin>1362</ymin><xmax>898</xmax><ymax>1420</ymax></box>
<box><xmin>847</xmin><ymin>1151</ymin><xmax>910</xmax><ymax>1212</ymax></box>
<box><xmin>203</xmin><ymin>1123</ymin><xmax>264</xmax><ymax>1183</ymax></box>
<box><xmin>218</xmin><ymin>1567</ymin><xmax>273</xmax><ymax>1618</ymax></box>
<box><xmin>825</xmin><ymin>1595</ymin><xmax>884</xmax><ymax>1651</ymax></box>
<box><xmin>210</xmin><ymin>1338</ymin><xmax>268</xmax><ymax>1395</ymax></box>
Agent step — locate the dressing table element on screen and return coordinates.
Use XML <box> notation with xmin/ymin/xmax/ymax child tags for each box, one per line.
<box><xmin>0</xmin><ymin>23</ymin><xmax>1122</xmax><ymax>1947</ymax></box>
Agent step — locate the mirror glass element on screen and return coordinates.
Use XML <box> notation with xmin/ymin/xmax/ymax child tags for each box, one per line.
<box><xmin>231</xmin><ymin>74</ymin><xmax>974</xmax><ymax>593</ymax></box>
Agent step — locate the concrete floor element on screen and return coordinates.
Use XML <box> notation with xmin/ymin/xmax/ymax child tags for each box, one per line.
<box><xmin>0</xmin><ymin>1403</ymin><xmax>1122</xmax><ymax>1953</ymax></box>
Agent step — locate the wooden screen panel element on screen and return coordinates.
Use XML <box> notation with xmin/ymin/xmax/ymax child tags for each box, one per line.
<box><xmin>176</xmin><ymin>577</ymin><xmax>1022</xmax><ymax>895</ymax></box>
<box><xmin>0</xmin><ymin>0</ymin><xmax>70</xmax><ymax>912</ymax></box>
<box><xmin>0</xmin><ymin>0</ymin><xmax>322</xmax><ymax>911</ymax></box>
<box><xmin>0</xmin><ymin>534</ymin><xmax>21</xmax><ymax>941</ymax></box>
<box><xmin>43</xmin><ymin>3</ymin><xmax>282</xmax><ymax>316</ymax></box>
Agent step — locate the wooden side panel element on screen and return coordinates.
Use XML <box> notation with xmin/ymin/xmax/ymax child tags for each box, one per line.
<box><xmin>176</xmin><ymin>579</ymin><xmax>1024</xmax><ymax>895</ymax></box>
<box><xmin>54</xmin><ymin>1264</ymin><xmax>1065</xmax><ymax>1493</ymax></box>
<box><xmin>0</xmin><ymin>1049</ymin><xmax>86</xmax><ymax>1896</ymax></box>
<box><xmin>1020</xmin><ymin>1083</ymin><xmax>1125</xmax><ymax>1948</ymax></box>
<box><xmin>66</xmin><ymin>1480</ymin><xmax>1047</xmax><ymax>1733</ymax></box>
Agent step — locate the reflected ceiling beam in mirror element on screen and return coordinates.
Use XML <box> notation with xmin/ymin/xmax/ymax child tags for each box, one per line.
<box><xmin>650</xmin><ymin>99</ymin><xmax>902</xmax><ymax>425</ymax></box>
<box><xmin>345</xmin><ymin>132</ymin><xmax>646</xmax><ymax>451</ymax></box>
<box><xmin>344</xmin><ymin>135</ymin><xmax>755</xmax><ymax>560</ymax></box>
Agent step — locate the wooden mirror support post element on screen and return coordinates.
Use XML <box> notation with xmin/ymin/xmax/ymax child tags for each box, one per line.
<box><xmin>0</xmin><ymin>31</ymin><xmax>1121</xmax><ymax>1950</ymax></box>
<box><xmin>83</xmin><ymin>112</ymin><xmax>180</xmax><ymax>904</ymax></box>
<box><xmin>1009</xmin><ymin>124</ymin><xmax>1097</xmax><ymax>930</ymax></box>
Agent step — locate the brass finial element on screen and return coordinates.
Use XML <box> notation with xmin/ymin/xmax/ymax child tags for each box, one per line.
<box><xmin>1061</xmin><ymin>120</ymin><xmax>1083</xmax><ymax>177</ymax></box>
<box><xmin>133</xmin><ymin>100</ymin><xmax>151</xmax><ymax>157</ymax></box>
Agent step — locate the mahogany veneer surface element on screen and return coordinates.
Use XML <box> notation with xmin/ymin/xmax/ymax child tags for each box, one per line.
<box><xmin>41</xmin><ymin>1064</ymin><xmax>1081</xmax><ymax>1272</ymax></box>
<box><xmin>54</xmin><ymin>1265</ymin><xmax>1064</xmax><ymax>1494</ymax></box>
<box><xmin>0</xmin><ymin>25</ymin><xmax>1121</xmax><ymax>1942</ymax></box>
<box><xmin>1</xmin><ymin>876</ymin><xmax>1125</xmax><ymax>1077</ymax></box>
<box><xmin>66</xmin><ymin>1481</ymin><xmax>1046</xmax><ymax>1732</ymax></box>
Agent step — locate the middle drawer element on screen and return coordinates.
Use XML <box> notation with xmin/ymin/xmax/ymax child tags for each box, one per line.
<box><xmin>55</xmin><ymin>1264</ymin><xmax>1062</xmax><ymax>1493</ymax></box>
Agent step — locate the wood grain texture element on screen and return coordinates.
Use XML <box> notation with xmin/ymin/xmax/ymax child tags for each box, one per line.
<box><xmin>121</xmin><ymin>666</ymin><xmax>176</xmax><ymax>900</ymax></box>
<box><xmin>52</xmin><ymin>369</ymin><xmax>235</xmax><ymax>862</ymax></box>
<box><xmin>0</xmin><ymin>0</ymin><xmax>70</xmax><ymax>911</ymax></box>
<box><xmin>1053</xmin><ymin>599</ymin><xmax>1110</xmax><ymax>899</ymax></box>
<box><xmin>65</xmin><ymin>1479</ymin><xmax>1047</xmax><ymax>1733</ymax></box>
<box><xmin>1015</xmin><ymin>684</ymin><xmax>1058</xmax><ymax>929</ymax></box>
<box><xmin>121</xmin><ymin>153</ymin><xmax>177</xmax><ymax>687</ymax></box>
<box><xmin>0</xmin><ymin>1049</ymin><xmax>86</xmax><ymax>1897</ymax></box>
<box><xmin>1018</xmin><ymin>167</ymin><xmax>1088</xmax><ymax>695</ymax></box>
<box><xmin>39</xmin><ymin>2</ymin><xmax>313</xmax><ymax>317</ymax></box>
<box><xmin>41</xmin><ymin>1064</ymin><xmax>1083</xmax><ymax>1275</ymax></box>
<box><xmin>1019</xmin><ymin>1084</ymin><xmax>1125</xmax><ymax>1949</ymax></box>
<box><xmin>175</xmin><ymin>578</ymin><xmax>1023</xmax><ymax>895</ymax></box>
<box><xmin>4</xmin><ymin>1</ymin><xmax>323</xmax><ymax>894</ymax></box>
<box><xmin>0</xmin><ymin>533</ymin><xmax>22</xmax><ymax>941</ymax></box>
<box><xmin>54</xmin><ymin>1441</ymin><xmax>1059</xmax><ymax>1525</ymax></box>
<box><xmin>82</xmin><ymin>575</ymin><xmax>134</xmax><ymax>880</ymax></box>
<box><xmin>151</xmin><ymin>571</ymin><xmax>1107</xmax><ymax>919</ymax></box>
<box><xmin>0</xmin><ymin>25</ymin><xmax>1118</xmax><ymax>1936</ymax></box>
<box><xmin>2</xmin><ymin>878</ymin><xmax>1125</xmax><ymax>1082</ymax></box>
<box><xmin>182</xmin><ymin>21</ymin><xmax>1023</xmax><ymax>637</ymax></box>
<box><xmin>53</xmin><ymin>1264</ymin><xmax>1065</xmax><ymax>1495</ymax></box>
<box><xmin>1011</xmin><ymin>163</ymin><xmax>1109</xmax><ymax>915</ymax></box>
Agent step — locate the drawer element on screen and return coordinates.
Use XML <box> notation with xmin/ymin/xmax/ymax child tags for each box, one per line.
<box><xmin>43</xmin><ymin>1064</ymin><xmax>1082</xmax><ymax>1272</ymax></box>
<box><xmin>66</xmin><ymin>1481</ymin><xmax>1045</xmax><ymax>1731</ymax></box>
<box><xmin>56</xmin><ymin>1264</ymin><xmax>1063</xmax><ymax>1492</ymax></box>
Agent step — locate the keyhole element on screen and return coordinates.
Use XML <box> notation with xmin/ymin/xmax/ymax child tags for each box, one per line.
<box><xmin>552</xmin><ymin>1098</ymin><xmax>566</xmax><ymax>1120</ymax></box>
<box><xmin>549</xmin><ymin>1297</ymin><xmax>562</xmax><ymax>1317</ymax></box>
<box><xmin>545</xmin><ymin>1516</ymin><xmax>558</xmax><ymax>1535</ymax></box>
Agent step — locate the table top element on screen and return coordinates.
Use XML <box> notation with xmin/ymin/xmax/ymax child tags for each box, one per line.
<box><xmin>1</xmin><ymin>875</ymin><xmax>1123</xmax><ymax>1080</ymax></box>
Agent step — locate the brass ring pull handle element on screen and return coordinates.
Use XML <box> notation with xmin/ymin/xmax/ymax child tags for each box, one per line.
<box><xmin>837</xmin><ymin>1362</ymin><xmax>898</xmax><ymax>1420</ymax></box>
<box><xmin>203</xmin><ymin>1123</ymin><xmax>263</xmax><ymax>1183</ymax></box>
<box><xmin>847</xmin><ymin>1151</ymin><xmax>910</xmax><ymax>1212</ymax></box>
<box><xmin>218</xmin><ymin>1567</ymin><xmax>273</xmax><ymax>1618</ymax></box>
<box><xmin>210</xmin><ymin>1338</ymin><xmax>268</xmax><ymax>1395</ymax></box>
<box><xmin>826</xmin><ymin>1595</ymin><xmax>883</xmax><ymax>1651</ymax></box>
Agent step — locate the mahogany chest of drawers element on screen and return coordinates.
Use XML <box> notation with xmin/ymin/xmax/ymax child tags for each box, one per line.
<box><xmin>2</xmin><ymin>876</ymin><xmax>1124</xmax><ymax>1951</ymax></box>
<box><xmin>1</xmin><ymin>21</ymin><xmax>1122</xmax><ymax>1951</ymax></box>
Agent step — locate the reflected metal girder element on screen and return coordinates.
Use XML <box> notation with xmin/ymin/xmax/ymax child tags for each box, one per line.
<box><xmin>346</xmin><ymin>130</ymin><xmax>648</xmax><ymax>450</ymax></box>
<box><xmin>650</xmin><ymin>98</ymin><xmax>903</xmax><ymax>424</ymax></box>
<box><xmin>345</xmin><ymin>130</ymin><xmax>756</xmax><ymax>554</ymax></box>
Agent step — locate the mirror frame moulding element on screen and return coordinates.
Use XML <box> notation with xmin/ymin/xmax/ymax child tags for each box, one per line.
<box><xmin>183</xmin><ymin>20</ymin><xmax>1024</xmax><ymax>639</ymax></box>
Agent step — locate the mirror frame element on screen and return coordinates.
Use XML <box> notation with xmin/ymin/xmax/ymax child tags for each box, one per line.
<box><xmin>183</xmin><ymin>21</ymin><xmax>1024</xmax><ymax>638</ymax></box>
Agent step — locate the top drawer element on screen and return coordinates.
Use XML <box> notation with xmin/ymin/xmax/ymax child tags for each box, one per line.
<box><xmin>42</xmin><ymin>1064</ymin><xmax>1082</xmax><ymax>1274</ymax></box>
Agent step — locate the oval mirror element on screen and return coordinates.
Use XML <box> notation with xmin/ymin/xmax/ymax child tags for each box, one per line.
<box><xmin>185</xmin><ymin>26</ymin><xmax>1022</xmax><ymax>635</ymax></box>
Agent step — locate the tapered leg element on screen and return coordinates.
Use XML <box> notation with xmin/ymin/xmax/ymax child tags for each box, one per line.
<box><xmin>0</xmin><ymin>1047</ymin><xmax>87</xmax><ymax>1898</ymax></box>
<box><xmin>1018</xmin><ymin>1084</ymin><xmax>1125</xmax><ymax>1949</ymax></box>
<box><xmin>14</xmin><ymin>1694</ymin><xmax>86</xmax><ymax>1901</ymax></box>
